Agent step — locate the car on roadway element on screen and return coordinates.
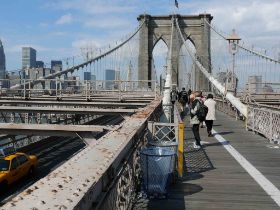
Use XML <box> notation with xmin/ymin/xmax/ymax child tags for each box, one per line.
<box><xmin>0</xmin><ymin>147</ymin><xmax>38</xmax><ymax>192</ymax></box>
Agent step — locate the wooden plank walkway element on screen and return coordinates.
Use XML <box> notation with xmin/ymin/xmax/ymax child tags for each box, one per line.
<box><xmin>132</xmin><ymin>111</ymin><xmax>280</xmax><ymax>210</ymax></box>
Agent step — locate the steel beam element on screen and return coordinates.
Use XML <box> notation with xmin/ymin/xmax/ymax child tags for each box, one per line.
<box><xmin>0</xmin><ymin>123</ymin><xmax>116</xmax><ymax>136</ymax></box>
<box><xmin>0</xmin><ymin>100</ymin><xmax>147</xmax><ymax>107</ymax></box>
<box><xmin>0</xmin><ymin>97</ymin><xmax>153</xmax><ymax>103</ymax></box>
<box><xmin>0</xmin><ymin>106</ymin><xmax>136</xmax><ymax>115</ymax></box>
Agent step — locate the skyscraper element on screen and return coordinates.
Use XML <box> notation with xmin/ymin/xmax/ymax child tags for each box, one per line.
<box><xmin>105</xmin><ymin>69</ymin><xmax>118</xmax><ymax>89</ymax></box>
<box><xmin>51</xmin><ymin>60</ymin><xmax>62</xmax><ymax>73</ymax></box>
<box><xmin>84</xmin><ymin>72</ymin><xmax>91</xmax><ymax>81</ymax></box>
<box><xmin>22</xmin><ymin>47</ymin><xmax>36</xmax><ymax>69</ymax></box>
<box><xmin>50</xmin><ymin>60</ymin><xmax>63</xmax><ymax>90</ymax></box>
<box><xmin>0</xmin><ymin>39</ymin><xmax>6</xmax><ymax>80</ymax></box>
<box><xmin>36</xmin><ymin>61</ymin><xmax>44</xmax><ymax>68</ymax></box>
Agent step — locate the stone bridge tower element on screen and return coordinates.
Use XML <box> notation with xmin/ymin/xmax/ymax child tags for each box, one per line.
<box><xmin>137</xmin><ymin>14</ymin><xmax>213</xmax><ymax>91</ymax></box>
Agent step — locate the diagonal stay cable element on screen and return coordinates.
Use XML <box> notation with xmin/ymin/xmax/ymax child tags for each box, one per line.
<box><xmin>175</xmin><ymin>17</ymin><xmax>247</xmax><ymax>117</ymax></box>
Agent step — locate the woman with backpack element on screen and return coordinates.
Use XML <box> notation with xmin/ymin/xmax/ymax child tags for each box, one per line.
<box><xmin>190</xmin><ymin>91</ymin><xmax>204</xmax><ymax>148</ymax></box>
<box><xmin>204</xmin><ymin>94</ymin><xmax>216</xmax><ymax>137</ymax></box>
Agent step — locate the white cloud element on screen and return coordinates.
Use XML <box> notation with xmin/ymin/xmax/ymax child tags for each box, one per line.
<box><xmin>46</xmin><ymin>0</ymin><xmax>135</xmax><ymax>15</ymax></box>
<box><xmin>72</xmin><ymin>39</ymin><xmax>101</xmax><ymax>49</ymax></box>
<box><xmin>84</xmin><ymin>17</ymin><xmax>132</xmax><ymax>29</ymax></box>
<box><xmin>49</xmin><ymin>31</ymin><xmax>68</xmax><ymax>36</ymax></box>
<box><xmin>7</xmin><ymin>44</ymin><xmax>51</xmax><ymax>53</ymax></box>
<box><xmin>55</xmin><ymin>13</ymin><xmax>73</xmax><ymax>25</ymax></box>
<box><xmin>180</xmin><ymin>0</ymin><xmax>280</xmax><ymax>34</ymax></box>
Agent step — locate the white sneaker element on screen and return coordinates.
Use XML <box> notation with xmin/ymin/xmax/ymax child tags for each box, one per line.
<box><xmin>193</xmin><ymin>142</ymin><xmax>201</xmax><ymax>149</ymax></box>
<box><xmin>193</xmin><ymin>142</ymin><xmax>197</xmax><ymax>148</ymax></box>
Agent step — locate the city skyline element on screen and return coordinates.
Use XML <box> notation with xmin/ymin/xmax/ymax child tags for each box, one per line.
<box><xmin>0</xmin><ymin>0</ymin><xmax>279</xmax><ymax>74</ymax></box>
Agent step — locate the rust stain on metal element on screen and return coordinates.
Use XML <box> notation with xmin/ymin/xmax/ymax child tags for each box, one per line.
<box><xmin>23</xmin><ymin>189</ymin><xmax>34</xmax><ymax>195</ymax></box>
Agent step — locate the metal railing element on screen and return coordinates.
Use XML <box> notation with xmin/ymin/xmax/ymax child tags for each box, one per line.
<box><xmin>215</xmin><ymin>97</ymin><xmax>241</xmax><ymax>119</ymax></box>
<box><xmin>0</xmin><ymin>79</ymin><xmax>158</xmax><ymax>100</ymax></box>
<box><xmin>247</xmin><ymin>106</ymin><xmax>280</xmax><ymax>143</ymax></box>
<box><xmin>215</xmin><ymin>97</ymin><xmax>280</xmax><ymax>144</ymax></box>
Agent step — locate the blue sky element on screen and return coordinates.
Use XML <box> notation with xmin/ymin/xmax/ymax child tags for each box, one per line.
<box><xmin>0</xmin><ymin>0</ymin><xmax>280</xmax><ymax>72</ymax></box>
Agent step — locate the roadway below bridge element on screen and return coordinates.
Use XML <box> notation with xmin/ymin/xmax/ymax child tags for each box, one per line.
<box><xmin>0</xmin><ymin>115</ymin><xmax>124</xmax><ymax>206</ymax></box>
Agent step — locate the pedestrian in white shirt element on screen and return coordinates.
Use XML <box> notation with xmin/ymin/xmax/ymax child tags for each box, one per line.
<box><xmin>204</xmin><ymin>94</ymin><xmax>216</xmax><ymax>137</ymax></box>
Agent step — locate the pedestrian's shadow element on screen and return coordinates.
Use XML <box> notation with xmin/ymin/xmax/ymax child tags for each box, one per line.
<box><xmin>214</xmin><ymin>131</ymin><xmax>234</xmax><ymax>136</ymax></box>
<box><xmin>183</xmin><ymin>142</ymin><xmax>215</xmax><ymax>176</ymax></box>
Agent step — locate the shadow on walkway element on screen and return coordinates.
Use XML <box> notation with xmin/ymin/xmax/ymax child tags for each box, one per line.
<box><xmin>184</xmin><ymin>142</ymin><xmax>215</xmax><ymax>177</ymax></box>
<box><xmin>214</xmin><ymin>131</ymin><xmax>234</xmax><ymax>136</ymax></box>
<box><xmin>132</xmin><ymin>182</ymin><xmax>203</xmax><ymax>210</ymax></box>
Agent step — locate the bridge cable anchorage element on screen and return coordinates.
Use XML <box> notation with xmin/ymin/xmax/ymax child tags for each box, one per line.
<box><xmin>175</xmin><ymin>18</ymin><xmax>248</xmax><ymax>118</ymax></box>
<box><xmin>10</xmin><ymin>21</ymin><xmax>145</xmax><ymax>90</ymax></box>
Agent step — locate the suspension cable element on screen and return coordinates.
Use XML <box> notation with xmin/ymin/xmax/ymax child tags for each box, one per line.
<box><xmin>204</xmin><ymin>20</ymin><xmax>280</xmax><ymax>64</ymax></box>
<box><xmin>11</xmin><ymin>22</ymin><xmax>145</xmax><ymax>89</ymax></box>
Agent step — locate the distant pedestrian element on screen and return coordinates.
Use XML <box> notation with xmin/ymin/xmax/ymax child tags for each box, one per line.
<box><xmin>190</xmin><ymin>91</ymin><xmax>203</xmax><ymax>148</ymax></box>
<box><xmin>187</xmin><ymin>89</ymin><xmax>192</xmax><ymax>104</ymax></box>
<box><xmin>178</xmin><ymin>87</ymin><xmax>188</xmax><ymax>111</ymax></box>
<box><xmin>200</xmin><ymin>93</ymin><xmax>206</xmax><ymax>128</ymax></box>
<box><xmin>170</xmin><ymin>88</ymin><xmax>178</xmax><ymax>105</ymax></box>
<box><xmin>204</xmin><ymin>93</ymin><xmax>216</xmax><ymax>137</ymax></box>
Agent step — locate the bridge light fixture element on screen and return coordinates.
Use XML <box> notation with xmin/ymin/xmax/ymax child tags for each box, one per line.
<box><xmin>226</xmin><ymin>29</ymin><xmax>241</xmax><ymax>96</ymax></box>
<box><xmin>226</xmin><ymin>29</ymin><xmax>241</xmax><ymax>55</ymax></box>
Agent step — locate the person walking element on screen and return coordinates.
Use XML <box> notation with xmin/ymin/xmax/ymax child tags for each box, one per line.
<box><xmin>190</xmin><ymin>91</ymin><xmax>203</xmax><ymax>148</ymax></box>
<box><xmin>204</xmin><ymin>93</ymin><xmax>216</xmax><ymax>137</ymax></box>
<box><xmin>187</xmin><ymin>89</ymin><xmax>192</xmax><ymax>104</ymax></box>
<box><xmin>178</xmin><ymin>87</ymin><xmax>188</xmax><ymax>111</ymax></box>
<box><xmin>170</xmin><ymin>87</ymin><xmax>178</xmax><ymax>105</ymax></box>
<box><xmin>200</xmin><ymin>93</ymin><xmax>206</xmax><ymax>128</ymax></box>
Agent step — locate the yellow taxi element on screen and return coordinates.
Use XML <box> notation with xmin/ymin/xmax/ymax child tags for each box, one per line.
<box><xmin>0</xmin><ymin>147</ymin><xmax>38</xmax><ymax>192</ymax></box>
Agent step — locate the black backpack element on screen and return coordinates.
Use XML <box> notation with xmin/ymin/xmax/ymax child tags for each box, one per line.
<box><xmin>180</xmin><ymin>91</ymin><xmax>188</xmax><ymax>103</ymax></box>
<box><xmin>196</xmin><ymin>100</ymin><xmax>208</xmax><ymax>122</ymax></box>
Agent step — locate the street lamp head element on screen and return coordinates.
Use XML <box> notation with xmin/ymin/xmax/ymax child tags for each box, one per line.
<box><xmin>226</xmin><ymin>29</ymin><xmax>241</xmax><ymax>54</ymax></box>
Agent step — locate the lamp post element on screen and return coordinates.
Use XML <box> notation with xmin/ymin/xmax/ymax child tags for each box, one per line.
<box><xmin>226</xmin><ymin>29</ymin><xmax>241</xmax><ymax>96</ymax></box>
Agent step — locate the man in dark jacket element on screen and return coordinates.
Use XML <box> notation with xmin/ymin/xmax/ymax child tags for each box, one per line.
<box><xmin>178</xmin><ymin>87</ymin><xmax>188</xmax><ymax>111</ymax></box>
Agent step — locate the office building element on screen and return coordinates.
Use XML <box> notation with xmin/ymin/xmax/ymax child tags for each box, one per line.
<box><xmin>36</xmin><ymin>61</ymin><xmax>44</xmax><ymax>68</ymax></box>
<box><xmin>6</xmin><ymin>71</ymin><xmax>20</xmax><ymax>88</ymax></box>
<box><xmin>105</xmin><ymin>69</ymin><xmax>115</xmax><ymax>89</ymax></box>
<box><xmin>84</xmin><ymin>72</ymin><xmax>91</xmax><ymax>81</ymax></box>
<box><xmin>43</xmin><ymin>68</ymin><xmax>52</xmax><ymax>91</ymax></box>
<box><xmin>51</xmin><ymin>60</ymin><xmax>64</xmax><ymax>89</ymax></box>
<box><xmin>91</xmin><ymin>74</ymin><xmax>96</xmax><ymax>81</ymax></box>
<box><xmin>51</xmin><ymin>60</ymin><xmax>62</xmax><ymax>73</ymax></box>
<box><xmin>22</xmin><ymin>47</ymin><xmax>36</xmax><ymax>69</ymax></box>
<box><xmin>105</xmin><ymin>69</ymin><xmax>121</xmax><ymax>89</ymax></box>
<box><xmin>0</xmin><ymin>39</ymin><xmax>6</xmax><ymax>80</ymax></box>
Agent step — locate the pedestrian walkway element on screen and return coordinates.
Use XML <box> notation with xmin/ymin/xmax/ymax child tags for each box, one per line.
<box><xmin>132</xmin><ymin>111</ymin><xmax>280</xmax><ymax>210</ymax></box>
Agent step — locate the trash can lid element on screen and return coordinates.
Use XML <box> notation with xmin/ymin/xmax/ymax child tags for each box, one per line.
<box><xmin>140</xmin><ymin>147</ymin><xmax>175</xmax><ymax>156</ymax></box>
<box><xmin>149</xmin><ymin>141</ymin><xmax>178</xmax><ymax>147</ymax></box>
